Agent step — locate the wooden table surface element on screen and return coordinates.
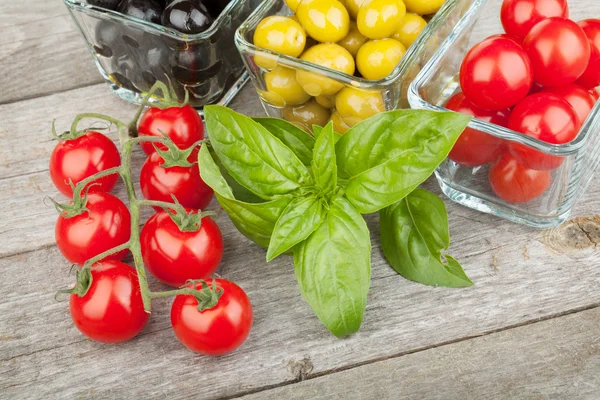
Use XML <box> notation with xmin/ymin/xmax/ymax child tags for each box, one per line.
<box><xmin>2</xmin><ymin>1</ymin><xmax>600</xmax><ymax>399</ymax></box>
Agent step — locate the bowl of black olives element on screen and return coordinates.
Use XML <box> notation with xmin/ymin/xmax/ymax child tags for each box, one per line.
<box><xmin>64</xmin><ymin>0</ymin><xmax>260</xmax><ymax>107</ymax></box>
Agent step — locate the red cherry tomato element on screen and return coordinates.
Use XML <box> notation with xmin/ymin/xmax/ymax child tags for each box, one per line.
<box><xmin>460</xmin><ymin>35</ymin><xmax>532</xmax><ymax>110</ymax></box>
<box><xmin>507</xmin><ymin>93</ymin><xmax>580</xmax><ymax>170</ymax></box>
<box><xmin>544</xmin><ymin>84</ymin><xmax>596</xmax><ymax>125</ymax></box>
<box><xmin>489</xmin><ymin>153</ymin><xmax>551</xmax><ymax>203</ymax></box>
<box><xmin>444</xmin><ymin>92</ymin><xmax>509</xmax><ymax>167</ymax></box>
<box><xmin>55</xmin><ymin>192</ymin><xmax>131</xmax><ymax>264</ymax></box>
<box><xmin>171</xmin><ymin>279</ymin><xmax>253</xmax><ymax>355</ymax></box>
<box><xmin>590</xmin><ymin>88</ymin><xmax>600</xmax><ymax>102</ymax></box>
<box><xmin>49</xmin><ymin>131</ymin><xmax>120</xmax><ymax>197</ymax></box>
<box><xmin>576</xmin><ymin>19</ymin><xmax>600</xmax><ymax>89</ymax></box>
<box><xmin>500</xmin><ymin>0</ymin><xmax>568</xmax><ymax>40</ymax></box>
<box><xmin>523</xmin><ymin>17</ymin><xmax>591</xmax><ymax>87</ymax></box>
<box><xmin>138</xmin><ymin>105</ymin><xmax>204</xmax><ymax>155</ymax></box>
<box><xmin>140</xmin><ymin>210</ymin><xmax>223</xmax><ymax>287</ymax></box>
<box><xmin>140</xmin><ymin>150</ymin><xmax>214</xmax><ymax>211</ymax></box>
<box><xmin>70</xmin><ymin>260</ymin><xmax>149</xmax><ymax>343</ymax></box>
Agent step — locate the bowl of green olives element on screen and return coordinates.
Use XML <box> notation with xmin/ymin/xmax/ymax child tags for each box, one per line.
<box><xmin>235</xmin><ymin>0</ymin><xmax>471</xmax><ymax>132</ymax></box>
<box><xmin>64</xmin><ymin>0</ymin><xmax>261</xmax><ymax>107</ymax></box>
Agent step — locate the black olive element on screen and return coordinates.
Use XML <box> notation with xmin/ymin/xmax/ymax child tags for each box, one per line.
<box><xmin>203</xmin><ymin>0</ymin><xmax>232</xmax><ymax>19</ymax></box>
<box><xmin>87</xmin><ymin>0</ymin><xmax>122</xmax><ymax>10</ymax></box>
<box><xmin>161</xmin><ymin>0</ymin><xmax>213</xmax><ymax>34</ymax></box>
<box><xmin>117</xmin><ymin>0</ymin><xmax>162</xmax><ymax>24</ymax></box>
<box><xmin>93</xmin><ymin>21</ymin><xmax>122</xmax><ymax>57</ymax></box>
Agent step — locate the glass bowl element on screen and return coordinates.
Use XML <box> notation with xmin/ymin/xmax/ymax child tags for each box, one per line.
<box><xmin>408</xmin><ymin>0</ymin><xmax>600</xmax><ymax>228</ymax></box>
<box><xmin>64</xmin><ymin>0</ymin><xmax>260</xmax><ymax>108</ymax></box>
<box><xmin>234</xmin><ymin>0</ymin><xmax>473</xmax><ymax>132</ymax></box>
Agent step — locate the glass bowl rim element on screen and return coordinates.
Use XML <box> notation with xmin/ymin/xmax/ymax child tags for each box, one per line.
<box><xmin>63</xmin><ymin>0</ymin><xmax>244</xmax><ymax>40</ymax></box>
<box><xmin>407</xmin><ymin>0</ymin><xmax>600</xmax><ymax>156</ymax></box>
<box><xmin>234</xmin><ymin>0</ymin><xmax>460</xmax><ymax>88</ymax></box>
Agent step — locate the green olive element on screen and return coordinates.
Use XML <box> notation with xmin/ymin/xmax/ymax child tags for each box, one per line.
<box><xmin>357</xmin><ymin>0</ymin><xmax>406</xmax><ymax>40</ymax></box>
<box><xmin>282</xmin><ymin>99</ymin><xmax>331</xmax><ymax>132</ymax></box>
<box><xmin>253</xmin><ymin>16</ymin><xmax>306</xmax><ymax>70</ymax></box>
<box><xmin>296</xmin><ymin>43</ymin><xmax>355</xmax><ymax>96</ymax></box>
<box><xmin>296</xmin><ymin>0</ymin><xmax>350</xmax><ymax>43</ymax></box>
<box><xmin>356</xmin><ymin>38</ymin><xmax>405</xmax><ymax>80</ymax></box>
<box><xmin>262</xmin><ymin>66</ymin><xmax>311</xmax><ymax>107</ymax></box>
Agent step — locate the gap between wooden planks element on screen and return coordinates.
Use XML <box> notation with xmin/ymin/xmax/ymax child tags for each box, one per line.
<box><xmin>1</xmin><ymin>82</ymin><xmax>600</xmax><ymax>398</ymax></box>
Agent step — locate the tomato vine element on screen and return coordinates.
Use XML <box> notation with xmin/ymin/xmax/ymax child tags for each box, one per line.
<box><xmin>55</xmin><ymin>82</ymin><xmax>218</xmax><ymax>313</ymax></box>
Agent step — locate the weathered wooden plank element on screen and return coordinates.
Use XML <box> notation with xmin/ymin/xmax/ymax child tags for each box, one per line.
<box><xmin>1</xmin><ymin>198</ymin><xmax>600</xmax><ymax>398</ymax></box>
<box><xmin>238</xmin><ymin>306</ymin><xmax>600</xmax><ymax>400</ymax></box>
<box><xmin>0</xmin><ymin>83</ymin><xmax>262</xmax><ymax>258</ymax></box>
<box><xmin>0</xmin><ymin>82</ymin><xmax>262</xmax><ymax>180</ymax></box>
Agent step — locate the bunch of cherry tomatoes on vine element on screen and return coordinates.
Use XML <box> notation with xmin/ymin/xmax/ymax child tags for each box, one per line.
<box><xmin>49</xmin><ymin>87</ymin><xmax>252</xmax><ymax>356</ymax></box>
<box><xmin>446</xmin><ymin>0</ymin><xmax>599</xmax><ymax>204</ymax></box>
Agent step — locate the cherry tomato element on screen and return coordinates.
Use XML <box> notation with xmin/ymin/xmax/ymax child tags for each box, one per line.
<box><xmin>49</xmin><ymin>131</ymin><xmax>120</xmax><ymax>197</ymax></box>
<box><xmin>70</xmin><ymin>260</ymin><xmax>149</xmax><ymax>343</ymax></box>
<box><xmin>590</xmin><ymin>88</ymin><xmax>600</xmax><ymax>102</ymax></box>
<box><xmin>523</xmin><ymin>17</ymin><xmax>591</xmax><ymax>87</ymax></box>
<box><xmin>576</xmin><ymin>19</ymin><xmax>600</xmax><ymax>89</ymax></box>
<box><xmin>137</xmin><ymin>105</ymin><xmax>204</xmax><ymax>155</ymax></box>
<box><xmin>460</xmin><ymin>35</ymin><xmax>532</xmax><ymax>110</ymax></box>
<box><xmin>444</xmin><ymin>92</ymin><xmax>509</xmax><ymax>167</ymax></box>
<box><xmin>55</xmin><ymin>192</ymin><xmax>131</xmax><ymax>264</ymax></box>
<box><xmin>140</xmin><ymin>210</ymin><xmax>223</xmax><ymax>287</ymax></box>
<box><xmin>489</xmin><ymin>153</ymin><xmax>551</xmax><ymax>203</ymax></box>
<box><xmin>140</xmin><ymin>150</ymin><xmax>214</xmax><ymax>211</ymax></box>
<box><xmin>507</xmin><ymin>93</ymin><xmax>580</xmax><ymax>170</ymax></box>
<box><xmin>544</xmin><ymin>84</ymin><xmax>596</xmax><ymax>125</ymax></box>
<box><xmin>500</xmin><ymin>0</ymin><xmax>568</xmax><ymax>40</ymax></box>
<box><xmin>171</xmin><ymin>279</ymin><xmax>253</xmax><ymax>355</ymax></box>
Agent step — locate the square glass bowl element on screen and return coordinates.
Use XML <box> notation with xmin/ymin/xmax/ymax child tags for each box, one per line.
<box><xmin>234</xmin><ymin>0</ymin><xmax>473</xmax><ymax>132</ymax></box>
<box><xmin>64</xmin><ymin>0</ymin><xmax>261</xmax><ymax>107</ymax></box>
<box><xmin>408</xmin><ymin>0</ymin><xmax>600</xmax><ymax>228</ymax></box>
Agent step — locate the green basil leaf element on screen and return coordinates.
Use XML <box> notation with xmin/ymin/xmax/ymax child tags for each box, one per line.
<box><xmin>253</xmin><ymin>117</ymin><xmax>315</xmax><ymax>166</ymax></box>
<box><xmin>204</xmin><ymin>105</ymin><xmax>312</xmax><ymax>200</ymax></box>
<box><xmin>217</xmin><ymin>194</ymin><xmax>292</xmax><ymax>248</ymax></box>
<box><xmin>379</xmin><ymin>189</ymin><xmax>473</xmax><ymax>287</ymax></box>
<box><xmin>199</xmin><ymin>145</ymin><xmax>291</xmax><ymax>247</ymax></box>
<box><xmin>313</xmin><ymin>125</ymin><xmax>343</xmax><ymax>143</ymax></box>
<box><xmin>336</xmin><ymin>110</ymin><xmax>471</xmax><ymax>213</ymax></box>
<box><xmin>266</xmin><ymin>195</ymin><xmax>326</xmax><ymax>261</ymax></box>
<box><xmin>311</xmin><ymin>122</ymin><xmax>337</xmax><ymax>194</ymax></box>
<box><xmin>294</xmin><ymin>196</ymin><xmax>371</xmax><ymax>337</ymax></box>
<box><xmin>208</xmin><ymin>146</ymin><xmax>264</xmax><ymax>204</ymax></box>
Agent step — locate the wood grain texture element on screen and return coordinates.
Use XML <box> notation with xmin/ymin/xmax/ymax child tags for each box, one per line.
<box><xmin>238</xmin><ymin>306</ymin><xmax>600</xmax><ymax>400</ymax></box>
<box><xmin>2</xmin><ymin>0</ymin><xmax>600</xmax><ymax>398</ymax></box>
<box><xmin>0</xmin><ymin>84</ymin><xmax>262</xmax><ymax>258</ymax></box>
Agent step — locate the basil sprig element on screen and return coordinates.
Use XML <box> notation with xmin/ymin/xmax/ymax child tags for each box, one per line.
<box><xmin>201</xmin><ymin>106</ymin><xmax>473</xmax><ymax>337</ymax></box>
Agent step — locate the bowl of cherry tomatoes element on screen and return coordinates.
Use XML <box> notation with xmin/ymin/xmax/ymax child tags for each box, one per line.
<box><xmin>409</xmin><ymin>0</ymin><xmax>600</xmax><ymax>228</ymax></box>
<box><xmin>64</xmin><ymin>0</ymin><xmax>263</xmax><ymax>107</ymax></box>
<box><xmin>234</xmin><ymin>0</ymin><xmax>469</xmax><ymax>132</ymax></box>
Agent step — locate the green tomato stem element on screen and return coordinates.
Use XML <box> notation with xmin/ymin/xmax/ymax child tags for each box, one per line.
<box><xmin>63</xmin><ymin>82</ymin><xmax>211</xmax><ymax>315</ymax></box>
<box><xmin>81</xmin><ymin>242</ymin><xmax>132</xmax><ymax>270</ymax></box>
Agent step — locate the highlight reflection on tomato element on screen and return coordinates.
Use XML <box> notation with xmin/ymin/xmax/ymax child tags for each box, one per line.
<box><xmin>140</xmin><ymin>210</ymin><xmax>223</xmax><ymax>287</ymax></box>
<box><xmin>140</xmin><ymin>150</ymin><xmax>214</xmax><ymax>211</ymax></box>
<box><xmin>55</xmin><ymin>192</ymin><xmax>131</xmax><ymax>264</ymax></box>
<box><xmin>508</xmin><ymin>93</ymin><xmax>580</xmax><ymax>171</ymax></box>
<box><xmin>500</xmin><ymin>0</ymin><xmax>569</xmax><ymax>40</ymax></box>
<box><xmin>544</xmin><ymin>84</ymin><xmax>596</xmax><ymax>125</ymax></box>
<box><xmin>70</xmin><ymin>261</ymin><xmax>149</xmax><ymax>343</ymax></box>
<box><xmin>489</xmin><ymin>153</ymin><xmax>552</xmax><ymax>203</ymax></box>
<box><xmin>523</xmin><ymin>17</ymin><xmax>591</xmax><ymax>87</ymax></box>
<box><xmin>460</xmin><ymin>35</ymin><xmax>532</xmax><ymax>110</ymax></box>
<box><xmin>576</xmin><ymin>19</ymin><xmax>600</xmax><ymax>89</ymax></box>
<box><xmin>171</xmin><ymin>279</ymin><xmax>253</xmax><ymax>356</ymax></box>
<box><xmin>445</xmin><ymin>92</ymin><xmax>509</xmax><ymax>167</ymax></box>
<box><xmin>49</xmin><ymin>131</ymin><xmax>120</xmax><ymax>197</ymax></box>
<box><xmin>138</xmin><ymin>105</ymin><xmax>205</xmax><ymax>155</ymax></box>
